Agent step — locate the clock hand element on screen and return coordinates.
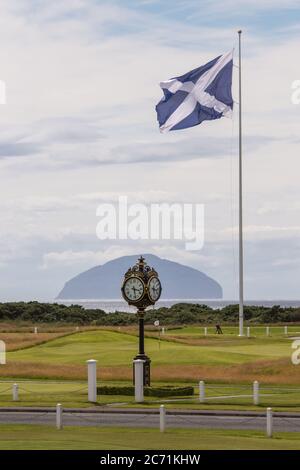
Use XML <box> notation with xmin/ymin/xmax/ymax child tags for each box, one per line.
<box><xmin>131</xmin><ymin>286</ymin><xmax>137</xmax><ymax>298</ymax></box>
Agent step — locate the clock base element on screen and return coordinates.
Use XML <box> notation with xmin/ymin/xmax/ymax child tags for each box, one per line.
<box><xmin>133</xmin><ymin>354</ymin><xmax>151</xmax><ymax>387</ymax></box>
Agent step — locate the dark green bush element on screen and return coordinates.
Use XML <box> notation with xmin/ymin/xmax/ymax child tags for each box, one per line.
<box><xmin>96</xmin><ymin>385</ymin><xmax>194</xmax><ymax>397</ymax></box>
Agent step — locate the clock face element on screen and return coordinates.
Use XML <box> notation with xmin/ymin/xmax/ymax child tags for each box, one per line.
<box><xmin>148</xmin><ymin>277</ymin><xmax>161</xmax><ymax>302</ymax></box>
<box><xmin>123</xmin><ymin>277</ymin><xmax>144</xmax><ymax>302</ymax></box>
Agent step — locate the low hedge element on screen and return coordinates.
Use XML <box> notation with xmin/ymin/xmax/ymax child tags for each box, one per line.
<box><xmin>97</xmin><ymin>385</ymin><xmax>194</xmax><ymax>397</ymax></box>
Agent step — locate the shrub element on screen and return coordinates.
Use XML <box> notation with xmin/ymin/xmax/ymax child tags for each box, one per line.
<box><xmin>96</xmin><ymin>385</ymin><xmax>194</xmax><ymax>397</ymax></box>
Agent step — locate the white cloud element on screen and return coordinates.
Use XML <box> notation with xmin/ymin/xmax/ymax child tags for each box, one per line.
<box><xmin>0</xmin><ymin>0</ymin><xmax>299</xmax><ymax>299</ymax></box>
<box><xmin>41</xmin><ymin>245</ymin><xmax>139</xmax><ymax>270</ymax></box>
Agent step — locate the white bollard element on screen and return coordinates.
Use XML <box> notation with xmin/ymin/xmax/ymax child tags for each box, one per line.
<box><xmin>253</xmin><ymin>380</ymin><xmax>259</xmax><ymax>405</ymax></box>
<box><xmin>12</xmin><ymin>383</ymin><xmax>18</xmax><ymax>401</ymax></box>
<box><xmin>0</xmin><ymin>340</ymin><xmax>5</xmax><ymax>365</ymax></box>
<box><xmin>86</xmin><ymin>359</ymin><xmax>97</xmax><ymax>403</ymax></box>
<box><xmin>266</xmin><ymin>326</ymin><xmax>270</xmax><ymax>336</ymax></box>
<box><xmin>266</xmin><ymin>407</ymin><xmax>273</xmax><ymax>438</ymax></box>
<box><xmin>162</xmin><ymin>327</ymin><xmax>165</xmax><ymax>335</ymax></box>
<box><xmin>160</xmin><ymin>404</ymin><xmax>166</xmax><ymax>432</ymax></box>
<box><xmin>199</xmin><ymin>380</ymin><xmax>205</xmax><ymax>403</ymax></box>
<box><xmin>34</xmin><ymin>327</ymin><xmax>38</xmax><ymax>334</ymax></box>
<box><xmin>204</xmin><ymin>327</ymin><xmax>207</xmax><ymax>336</ymax></box>
<box><xmin>56</xmin><ymin>403</ymin><xmax>63</xmax><ymax>430</ymax></box>
<box><xmin>76</xmin><ymin>326</ymin><xmax>79</xmax><ymax>332</ymax></box>
<box><xmin>284</xmin><ymin>326</ymin><xmax>288</xmax><ymax>335</ymax></box>
<box><xmin>247</xmin><ymin>327</ymin><xmax>250</xmax><ymax>338</ymax></box>
<box><xmin>134</xmin><ymin>359</ymin><xmax>144</xmax><ymax>403</ymax></box>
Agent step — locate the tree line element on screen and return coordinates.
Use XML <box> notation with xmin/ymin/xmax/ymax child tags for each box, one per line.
<box><xmin>0</xmin><ymin>301</ymin><xmax>299</xmax><ymax>325</ymax></box>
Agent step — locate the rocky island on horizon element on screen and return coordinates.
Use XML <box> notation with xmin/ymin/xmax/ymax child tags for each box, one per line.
<box><xmin>56</xmin><ymin>254</ymin><xmax>223</xmax><ymax>301</ymax></box>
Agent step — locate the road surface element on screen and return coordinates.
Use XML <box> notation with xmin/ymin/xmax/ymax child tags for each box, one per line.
<box><xmin>0</xmin><ymin>408</ymin><xmax>299</xmax><ymax>432</ymax></box>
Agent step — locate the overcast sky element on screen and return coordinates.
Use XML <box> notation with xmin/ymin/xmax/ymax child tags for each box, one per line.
<box><xmin>0</xmin><ymin>0</ymin><xmax>300</xmax><ymax>301</ymax></box>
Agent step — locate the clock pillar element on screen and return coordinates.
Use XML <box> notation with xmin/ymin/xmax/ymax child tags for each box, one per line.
<box><xmin>138</xmin><ymin>310</ymin><xmax>145</xmax><ymax>355</ymax></box>
<box><xmin>133</xmin><ymin>308</ymin><xmax>151</xmax><ymax>386</ymax></box>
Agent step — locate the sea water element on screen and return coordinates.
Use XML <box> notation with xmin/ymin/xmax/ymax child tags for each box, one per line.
<box><xmin>56</xmin><ymin>299</ymin><xmax>300</xmax><ymax>313</ymax></box>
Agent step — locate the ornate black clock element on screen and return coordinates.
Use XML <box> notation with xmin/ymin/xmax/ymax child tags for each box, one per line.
<box><xmin>121</xmin><ymin>256</ymin><xmax>162</xmax><ymax>386</ymax></box>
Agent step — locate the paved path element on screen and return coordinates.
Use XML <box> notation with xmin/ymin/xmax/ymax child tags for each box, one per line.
<box><xmin>0</xmin><ymin>408</ymin><xmax>300</xmax><ymax>432</ymax></box>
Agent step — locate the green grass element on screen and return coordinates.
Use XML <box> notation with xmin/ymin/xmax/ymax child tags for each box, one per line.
<box><xmin>2</xmin><ymin>326</ymin><xmax>300</xmax><ymax>449</ymax></box>
<box><xmin>1</xmin><ymin>328</ymin><xmax>299</xmax><ymax>411</ymax></box>
<box><xmin>7</xmin><ymin>329</ymin><xmax>291</xmax><ymax>366</ymax></box>
<box><xmin>0</xmin><ymin>424</ymin><xmax>300</xmax><ymax>450</ymax></box>
<box><xmin>0</xmin><ymin>381</ymin><xmax>300</xmax><ymax>412</ymax></box>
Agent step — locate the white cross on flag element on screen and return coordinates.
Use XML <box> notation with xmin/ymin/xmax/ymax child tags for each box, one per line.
<box><xmin>156</xmin><ymin>51</ymin><xmax>233</xmax><ymax>133</ymax></box>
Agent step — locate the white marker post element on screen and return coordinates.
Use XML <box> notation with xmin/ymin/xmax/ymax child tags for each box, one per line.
<box><xmin>160</xmin><ymin>405</ymin><xmax>166</xmax><ymax>432</ymax></box>
<box><xmin>253</xmin><ymin>380</ymin><xmax>259</xmax><ymax>406</ymax></box>
<box><xmin>134</xmin><ymin>359</ymin><xmax>144</xmax><ymax>403</ymax></box>
<box><xmin>12</xmin><ymin>383</ymin><xmax>18</xmax><ymax>401</ymax></box>
<box><xmin>204</xmin><ymin>327</ymin><xmax>207</xmax><ymax>336</ymax></box>
<box><xmin>56</xmin><ymin>403</ymin><xmax>63</xmax><ymax>430</ymax></box>
<box><xmin>247</xmin><ymin>327</ymin><xmax>250</xmax><ymax>338</ymax></box>
<box><xmin>266</xmin><ymin>326</ymin><xmax>270</xmax><ymax>337</ymax></box>
<box><xmin>284</xmin><ymin>326</ymin><xmax>288</xmax><ymax>335</ymax></box>
<box><xmin>86</xmin><ymin>359</ymin><xmax>97</xmax><ymax>403</ymax></box>
<box><xmin>34</xmin><ymin>327</ymin><xmax>38</xmax><ymax>334</ymax></box>
<box><xmin>266</xmin><ymin>407</ymin><xmax>273</xmax><ymax>438</ymax></box>
<box><xmin>0</xmin><ymin>340</ymin><xmax>6</xmax><ymax>365</ymax></box>
<box><xmin>199</xmin><ymin>380</ymin><xmax>205</xmax><ymax>403</ymax></box>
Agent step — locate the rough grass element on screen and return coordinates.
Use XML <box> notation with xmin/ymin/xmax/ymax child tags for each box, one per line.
<box><xmin>0</xmin><ymin>425</ymin><xmax>300</xmax><ymax>450</ymax></box>
<box><xmin>0</xmin><ymin>332</ymin><xmax>74</xmax><ymax>352</ymax></box>
<box><xmin>0</xmin><ymin>323</ymin><xmax>82</xmax><ymax>333</ymax></box>
<box><xmin>165</xmin><ymin>325</ymin><xmax>300</xmax><ymax>336</ymax></box>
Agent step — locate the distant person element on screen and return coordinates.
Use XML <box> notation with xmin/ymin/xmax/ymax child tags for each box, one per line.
<box><xmin>215</xmin><ymin>324</ymin><xmax>223</xmax><ymax>334</ymax></box>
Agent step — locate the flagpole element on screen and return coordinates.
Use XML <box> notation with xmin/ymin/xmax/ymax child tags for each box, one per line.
<box><xmin>238</xmin><ymin>30</ymin><xmax>244</xmax><ymax>336</ymax></box>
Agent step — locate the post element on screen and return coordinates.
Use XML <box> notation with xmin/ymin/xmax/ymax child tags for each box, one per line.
<box><xmin>139</xmin><ymin>313</ymin><xmax>145</xmax><ymax>355</ymax></box>
<box><xmin>34</xmin><ymin>327</ymin><xmax>38</xmax><ymax>334</ymax></box>
<box><xmin>247</xmin><ymin>327</ymin><xmax>250</xmax><ymax>338</ymax></box>
<box><xmin>160</xmin><ymin>404</ymin><xmax>166</xmax><ymax>432</ymax></box>
<box><xmin>238</xmin><ymin>30</ymin><xmax>244</xmax><ymax>337</ymax></box>
<box><xmin>86</xmin><ymin>359</ymin><xmax>97</xmax><ymax>403</ymax></box>
<box><xmin>161</xmin><ymin>327</ymin><xmax>165</xmax><ymax>335</ymax></box>
<box><xmin>134</xmin><ymin>309</ymin><xmax>151</xmax><ymax>386</ymax></box>
<box><xmin>0</xmin><ymin>340</ymin><xmax>5</xmax><ymax>365</ymax></box>
<box><xmin>204</xmin><ymin>327</ymin><xmax>207</xmax><ymax>336</ymax></box>
<box><xmin>199</xmin><ymin>380</ymin><xmax>205</xmax><ymax>403</ymax></box>
<box><xmin>266</xmin><ymin>407</ymin><xmax>273</xmax><ymax>438</ymax></box>
<box><xmin>12</xmin><ymin>383</ymin><xmax>18</xmax><ymax>401</ymax></box>
<box><xmin>284</xmin><ymin>326</ymin><xmax>288</xmax><ymax>335</ymax></box>
<box><xmin>134</xmin><ymin>359</ymin><xmax>144</xmax><ymax>403</ymax></box>
<box><xmin>56</xmin><ymin>403</ymin><xmax>63</xmax><ymax>430</ymax></box>
<box><xmin>266</xmin><ymin>326</ymin><xmax>270</xmax><ymax>337</ymax></box>
<box><xmin>253</xmin><ymin>380</ymin><xmax>259</xmax><ymax>405</ymax></box>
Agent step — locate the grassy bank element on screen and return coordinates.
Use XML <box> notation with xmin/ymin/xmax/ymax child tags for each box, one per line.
<box><xmin>0</xmin><ymin>424</ymin><xmax>300</xmax><ymax>450</ymax></box>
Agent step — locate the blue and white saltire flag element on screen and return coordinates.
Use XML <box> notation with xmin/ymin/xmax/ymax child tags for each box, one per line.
<box><xmin>156</xmin><ymin>51</ymin><xmax>233</xmax><ymax>133</ymax></box>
